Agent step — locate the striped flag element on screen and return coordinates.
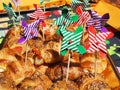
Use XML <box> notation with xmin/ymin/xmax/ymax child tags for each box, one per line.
<box><xmin>74</xmin><ymin>6</ymin><xmax>91</xmax><ymax>26</ymax></box>
<box><xmin>87</xmin><ymin>11</ymin><xmax>110</xmax><ymax>32</ymax></box>
<box><xmin>82</xmin><ymin>0</ymin><xmax>91</xmax><ymax>10</ymax></box>
<box><xmin>60</xmin><ymin>26</ymin><xmax>86</xmax><ymax>56</ymax></box>
<box><xmin>71</xmin><ymin>0</ymin><xmax>83</xmax><ymax>11</ymax></box>
<box><xmin>0</xmin><ymin>37</ymin><xmax>4</xmax><ymax>44</ymax></box>
<box><xmin>54</xmin><ymin>8</ymin><xmax>72</xmax><ymax>27</ymax></box>
<box><xmin>85</xmin><ymin>25</ymin><xmax>113</xmax><ymax>57</ymax></box>
<box><xmin>54</xmin><ymin>16</ymin><xmax>73</xmax><ymax>27</ymax></box>
<box><xmin>87</xmin><ymin>10</ymin><xmax>102</xmax><ymax>31</ymax></box>
<box><xmin>28</xmin><ymin>4</ymin><xmax>50</xmax><ymax>20</ymax></box>
<box><xmin>40</xmin><ymin>0</ymin><xmax>50</xmax><ymax>5</ymax></box>
<box><xmin>0</xmin><ymin>30</ymin><xmax>8</xmax><ymax>38</ymax></box>
<box><xmin>18</xmin><ymin>20</ymin><xmax>41</xmax><ymax>44</ymax></box>
<box><xmin>54</xmin><ymin>11</ymin><xmax>79</xmax><ymax>29</ymax></box>
<box><xmin>0</xmin><ymin>30</ymin><xmax>8</xmax><ymax>44</ymax></box>
<box><xmin>12</xmin><ymin>0</ymin><xmax>21</xmax><ymax>7</ymax></box>
<box><xmin>71</xmin><ymin>0</ymin><xmax>91</xmax><ymax>11</ymax></box>
<box><xmin>3</xmin><ymin>3</ymin><xmax>18</xmax><ymax>21</ymax></box>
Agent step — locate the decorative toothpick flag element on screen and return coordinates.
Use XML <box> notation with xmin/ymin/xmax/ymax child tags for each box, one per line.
<box><xmin>12</xmin><ymin>0</ymin><xmax>21</xmax><ymax>7</ymax></box>
<box><xmin>87</xmin><ymin>11</ymin><xmax>110</xmax><ymax>32</ymax></box>
<box><xmin>40</xmin><ymin>0</ymin><xmax>50</xmax><ymax>5</ymax></box>
<box><xmin>12</xmin><ymin>0</ymin><xmax>22</xmax><ymax>23</ymax></box>
<box><xmin>60</xmin><ymin>26</ymin><xmax>86</xmax><ymax>56</ymax></box>
<box><xmin>85</xmin><ymin>25</ymin><xmax>114</xmax><ymax>57</ymax></box>
<box><xmin>71</xmin><ymin>0</ymin><xmax>91</xmax><ymax>11</ymax></box>
<box><xmin>55</xmin><ymin>15</ymin><xmax>79</xmax><ymax>35</ymax></box>
<box><xmin>0</xmin><ymin>30</ymin><xmax>8</xmax><ymax>38</ymax></box>
<box><xmin>3</xmin><ymin>3</ymin><xmax>19</xmax><ymax>21</ymax></box>
<box><xmin>54</xmin><ymin>8</ymin><xmax>79</xmax><ymax>28</ymax></box>
<box><xmin>40</xmin><ymin>0</ymin><xmax>50</xmax><ymax>12</ymax></box>
<box><xmin>82</xmin><ymin>0</ymin><xmax>91</xmax><ymax>10</ymax></box>
<box><xmin>28</xmin><ymin>4</ymin><xmax>51</xmax><ymax>20</ymax></box>
<box><xmin>71</xmin><ymin>0</ymin><xmax>83</xmax><ymax>10</ymax></box>
<box><xmin>74</xmin><ymin>6</ymin><xmax>91</xmax><ymax>26</ymax></box>
<box><xmin>54</xmin><ymin>15</ymin><xmax>74</xmax><ymax>27</ymax></box>
<box><xmin>66</xmin><ymin>53</ymin><xmax>71</xmax><ymax>82</ymax></box>
<box><xmin>0</xmin><ymin>37</ymin><xmax>4</xmax><ymax>44</ymax></box>
<box><xmin>0</xmin><ymin>30</ymin><xmax>8</xmax><ymax>44</ymax></box>
<box><xmin>28</xmin><ymin>4</ymin><xmax>51</xmax><ymax>40</ymax></box>
<box><xmin>18</xmin><ymin>20</ymin><xmax>41</xmax><ymax>44</ymax></box>
<box><xmin>108</xmin><ymin>44</ymin><xmax>120</xmax><ymax>57</ymax></box>
<box><xmin>0</xmin><ymin>30</ymin><xmax>5</xmax><ymax>44</ymax></box>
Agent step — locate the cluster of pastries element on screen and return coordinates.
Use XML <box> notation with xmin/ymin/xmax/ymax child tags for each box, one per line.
<box><xmin>0</xmin><ymin>19</ymin><xmax>119</xmax><ymax>90</ymax></box>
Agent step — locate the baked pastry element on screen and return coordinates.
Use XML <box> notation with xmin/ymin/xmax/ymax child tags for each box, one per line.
<box><xmin>0</xmin><ymin>72</ymin><xmax>16</xmax><ymax>90</ymax></box>
<box><xmin>49</xmin><ymin>79</ymin><xmax>79</xmax><ymax>90</ymax></box>
<box><xmin>77</xmin><ymin>73</ymin><xmax>111</xmax><ymax>90</ymax></box>
<box><xmin>46</xmin><ymin>63</ymin><xmax>84</xmax><ymax>81</ymax></box>
<box><xmin>80</xmin><ymin>53</ymin><xmax>108</xmax><ymax>73</ymax></box>
<box><xmin>0</xmin><ymin>18</ymin><xmax>119</xmax><ymax>90</ymax></box>
<box><xmin>17</xmin><ymin>74</ymin><xmax>52</xmax><ymax>90</ymax></box>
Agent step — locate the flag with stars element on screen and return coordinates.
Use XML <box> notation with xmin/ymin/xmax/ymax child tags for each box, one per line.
<box><xmin>60</xmin><ymin>25</ymin><xmax>86</xmax><ymax>56</ymax></box>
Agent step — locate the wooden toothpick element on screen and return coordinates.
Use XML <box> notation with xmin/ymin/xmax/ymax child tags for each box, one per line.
<box><xmin>59</xmin><ymin>39</ymin><xmax>62</xmax><ymax>55</ymax></box>
<box><xmin>13</xmin><ymin>17</ymin><xmax>17</xmax><ymax>37</ymax></box>
<box><xmin>66</xmin><ymin>53</ymin><xmax>71</xmax><ymax>82</ymax></box>
<box><xmin>82</xmin><ymin>24</ymin><xmax>86</xmax><ymax>45</ymax></box>
<box><xmin>42</xmin><ymin>28</ymin><xmax>45</xmax><ymax>41</ymax></box>
<box><xmin>44</xmin><ymin>4</ymin><xmax>46</xmax><ymax>12</ymax></box>
<box><xmin>94</xmin><ymin>51</ymin><xmax>98</xmax><ymax>79</ymax></box>
<box><xmin>18</xmin><ymin>4</ymin><xmax>21</xmax><ymax>24</ymax></box>
<box><xmin>25</xmin><ymin>42</ymin><xmax>28</xmax><ymax>67</ymax></box>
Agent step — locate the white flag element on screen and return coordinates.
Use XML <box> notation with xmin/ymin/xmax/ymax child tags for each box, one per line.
<box><xmin>12</xmin><ymin>0</ymin><xmax>21</xmax><ymax>7</ymax></box>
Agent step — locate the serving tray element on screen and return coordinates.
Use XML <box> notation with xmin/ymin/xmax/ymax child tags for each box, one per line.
<box><xmin>0</xmin><ymin>6</ymin><xmax>119</xmax><ymax>89</ymax></box>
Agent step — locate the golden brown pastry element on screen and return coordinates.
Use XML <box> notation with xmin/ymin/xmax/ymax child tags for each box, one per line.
<box><xmin>40</xmin><ymin>47</ymin><xmax>61</xmax><ymax>64</ymax></box>
<box><xmin>0</xmin><ymin>48</ymin><xmax>18</xmax><ymax>72</ymax></box>
<box><xmin>46</xmin><ymin>63</ymin><xmax>84</xmax><ymax>81</ymax></box>
<box><xmin>40</xmin><ymin>0</ymin><xmax>66</xmax><ymax>8</ymax></box>
<box><xmin>35</xmin><ymin>65</ymin><xmax>48</xmax><ymax>75</ymax></box>
<box><xmin>49</xmin><ymin>79</ymin><xmax>79</xmax><ymax>90</ymax></box>
<box><xmin>80</xmin><ymin>53</ymin><xmax>108</xmax><ymax>73</ymax></box>
<box><xmin>62</xmin><ymin>65</ymin><xmax>84</xmax><ymax>81</ymax></box>
<box><xmin>46</xmin><ymin>41</ymin><xmax>61</xmax><ymax>53</ymax></box>
<box><xmin>62</xmin><ymin>51</ymin><xmax>81</xmax><ymax>63</ymax></box>
<box><xmin>46</xmin><ymin>64</ymin><xmax>63</xmax><ymax>82</ymax></box>
<box><xmin>77</xmin><ymin>73</ymin><xmax>111</xmax><ymax>90</ymax></box>
<box><xmin>5</xmin><ymin>59</ymin><xmax>35</xmax><ymax>85</ymax></box>
<box><xmin>7</xmin><ymin>37</ymin><xmax>28</xmax><ymax>55</ymax></box>
<box><xmin>0</xmin><ymin>17</ymin><xmax>119</xmax><ymax>90</ymax></box>
<box><xmin>66</xmin><ymin>24</ymin><xmax>78</xmax><ymax>32</ymax></box>
<box><xmin>0</xmin><ymin>72</ymin><xmax>16</xmax><ymax>90</ymax></box>
<box><xmin>17</xmin><ymin>74</ymin><xmax>52</xmax><ymax>90</ymax></box>
<box><xmin>102</xmin><ymin>62</ymin><xmax>120</xmax><ymax>89</ymax></box>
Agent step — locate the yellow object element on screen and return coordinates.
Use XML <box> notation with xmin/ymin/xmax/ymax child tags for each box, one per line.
<box><xmin>0</xmin><ymin>0</ymin><xmax>69</xmax><ymax>11</ymax></box>
<box><xmin>0</xmin><ymin>0</ymin><xmax>39</xmax><ymax>11</ymax></box>
<box><xmin>94</xmin><ymin>0</ymin><xmax>120</xmax><ymax>30</ymax></box>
